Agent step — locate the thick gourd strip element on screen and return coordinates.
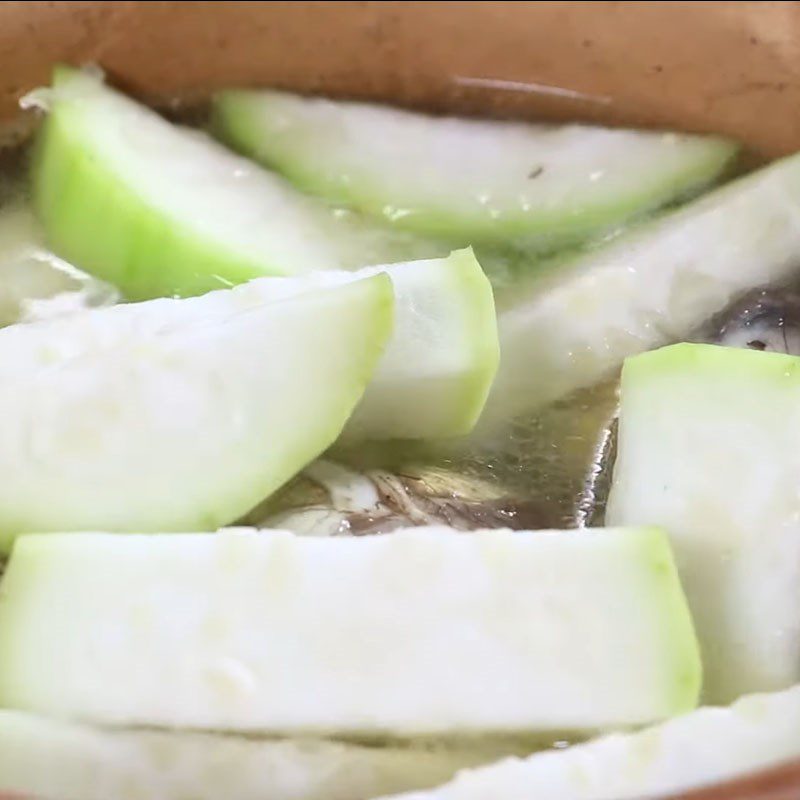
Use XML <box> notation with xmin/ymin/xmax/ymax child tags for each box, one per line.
<box><xmin>0</xmin><ymin>710</ymin><xmax>531</xmax><ymax>800</ymax></box>
<box><xmin>213</xmin><ymin>89</ymin><xmax>736</xmax><ymax>249</ymax></box>
<box><xmin>381</xmin><ymin>684</ymin><xmax>800</xmax><ymax>800</ymax></box>
<box><xmin>0</xmin><ymin>273</ymin><xmax>391</xmax><ymax>548</ymax></box>
<box><xmin>0</xmin><ymin>527</ymin><xmax>700</xmax><ymax>734</ymax></box>
<box><xmin>482</xmin><ymin>152</ymin><xmax>800</xmax><ymax>422</ymax></box>
<box><xmin>607</xmin><ymin>343</ymin><xmax>800</xmax><ymax>702</ymax></box>
<box><xmin>30</xmin><ymin>67</ymin><xmax>443</xmax><ymax>300</ymax></box>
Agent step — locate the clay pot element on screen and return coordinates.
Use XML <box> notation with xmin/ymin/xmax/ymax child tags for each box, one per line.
<box><xmin>0</xmin><ymin>3</ymin><xmax>797</xmax><ymax>798</ymax></box>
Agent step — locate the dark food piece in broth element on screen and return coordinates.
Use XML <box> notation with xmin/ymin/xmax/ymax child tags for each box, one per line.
<box><xmin>699</xmin><ymin>287</ymin><xmax>800</xmax><ymax>355</ymax></box>
<box><xmin>246</xmin><ymin>467</ymin><xmax>555</xmax><ymax>536</ymax></box>
<box><xmin>345</xmin><ymin>470</ymin><xmax>553</xmax><ymax>535</ymax></box>
<box><xmin>249</xmin><ymin>383</ymin><xmax>619</xmax><ymax>535</ymax></box>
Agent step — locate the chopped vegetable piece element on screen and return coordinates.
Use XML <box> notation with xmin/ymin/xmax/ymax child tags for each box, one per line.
<box><xmin>213</xmin><ymin>89</ymin><xmax>737</xmax><ymax>249</ymax></box>
<box><xmin>31</xmin><ymin>67</ymin><xmax>443</xmax><ymax>300</ymax></box>
<box><xmin>340</xmin><ymin>249</ymin><xmax>498</xmax><ymax>439</ymax></box>
<box><xmin>0</xmin><ymin>273</ymin><xmax>391</xmax><ymax>547</ymax></box>
<box><xmin>0</xmin><ymin>527</ymin><xmax>700</xmax><ymax>734</ymax></box>
<box><xmin>607</xmin><ymin>343</ymin><xmax>800</xmax><ymax>702</ymax></box>
<box><xmin>381</xmin><ymin>684</ymin><xmax>800</xmax><ymax>800</ymax></box>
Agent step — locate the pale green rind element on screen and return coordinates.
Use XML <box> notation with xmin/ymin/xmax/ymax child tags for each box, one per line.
<box><xmin>0</xmin><ymin>273</ymin><xmax>392</xmax><ymax>549</ymax></box>
<box><xmin>213</xmin><ymin>88</ymin><xmax>738</xmax><ymax>250</ymax></box>
<box><xmin>620</xmin><ymin>338</ymin><xmax>800</xmax><ymax>384</ymax></box>
<box><xmin>34</xmin><ymin>71</ymin><xmax>275</xmax><ymax>299</ymax></box>
<box><xmin>32</xmin><ymin>67</ymin><xmax>443</xmax><ymax>300</ymax></box>
<box><xmin>0</xmin><ymin>527</ymin><xmax>699</xmax><ymax>734</ymax></box>
<box><xmin>481</xmin><ymin>151</ymin><xmax>800</xmax><ymax>424</ymax></box>
<box><xmin>0</xmin><ymin>710</ymin><xmax>532</xmax><ymax>800</ymax></box>
<box><xmin>608</xmin><ymin>342</ymin><xmax>800</xmax><ymax>703</ymax></box>
<box><xmin>382</xmin><ymin>684</ymin><xmax>800</xmax><ymax>800</ymax></box>
<box><xmin>628</xmin><ymin>525</ymin><xmax>702</xmax><ymax>715</ymax></box>
<box><xmin>445</xmin><ymin>248</ymin><xmax>501</xmax><ymax>434</ymax></box>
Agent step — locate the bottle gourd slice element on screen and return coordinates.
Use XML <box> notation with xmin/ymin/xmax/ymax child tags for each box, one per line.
<box><xmin>483</xmin><ymin>151</ymin><xmax>800</xmax><ymax>422</ymax></box>
<box><xmin>382</xmin><ymin>684</ymin><xmax>800</xmax><ymax>800</ymax></box>
<box><xmin>607</xmin><ymin>343</ymin><xmax>800</xmax><ymax>703</ymax></box>
<box><xmin>29</xmin><ymin>67</ymin><xmax>443</xmax><ymax>300</ymax></box>
<box><xmin>0</xmin><ymin>527</ymin><xmax>700</xmax><ymax>734</ymax></box>
<box><xmin>0</xmin><ymin>710</ymin><xmax>529</xmax><ymax>800</ymax></box>
<box><xmin>213</xmin><ymin>89</ymin><xmax>737</xmax><ymax>249</ymax></box>
<box><xmin>0</xmin><ymin>273</ymin><xmax>391</xmax><ymax>548</ymax></box>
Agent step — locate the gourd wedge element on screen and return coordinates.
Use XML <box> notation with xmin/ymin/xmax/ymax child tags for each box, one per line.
<box><xmin>607</xmin><ymin>343</ymin><xmax>800</xmax><ymax>702</ymax></box>
<box><xmin>0</xmin><ymin>273</ymin><xmax>391</xmax><ymax>548</ymax></box>
<box><xmin>29</xmin><ymin>67</ymin><xmax>443</xmax><ymax>300</ymax></box>
<box><xmin>213</xmin><ymin>89</ymin><xmax>736</xmax><ymax>250</ymax></box>
<box><xmin>0</xmin><ymin>526</ymin><xmax>700</xmax><ymax>734</ymax></box>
